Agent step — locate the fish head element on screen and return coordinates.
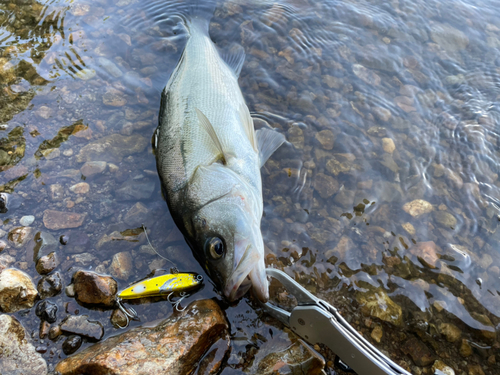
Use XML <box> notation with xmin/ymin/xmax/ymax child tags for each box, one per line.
<box><xmin>184</xmin><ymin>164</ymin><xmax>269</xmax><ymax>302</ymax></box>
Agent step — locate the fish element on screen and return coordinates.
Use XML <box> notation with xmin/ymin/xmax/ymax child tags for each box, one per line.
<box><xmin>154</xmin><ymin>7</ymin><xmax>285</xmax><ymax>302</ymax></box>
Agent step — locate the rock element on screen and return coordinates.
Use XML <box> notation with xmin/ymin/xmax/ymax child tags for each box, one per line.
<box><xmin>20</xmin><ymin>215</ymin><xmax>35</xmax><ymax>226</ymax></box>
<box><xmin>0</xmin><ymin>254</ymin><xmax>15</xmax><ymax>273</ymax></box>
<box><xmin>325</xmin><ymin>236</ymin><xmax>354</xmax><ymax>261</ymax></box>
<box><xmin>470</xmin><ymin>312</ymin><xmax>496</xmax><ymax>342</ymax></box>
<box><xmin>116</xmin><ymin>178</ymin><xmax>155</xmax><ymax>201</ymax></box>
<box><xmin>322</xmin><ymin>74</ymin><xmax>341</xmax><ymax>89</ymax></box>
<box><xmin>430</xmin><ymin>23</ymin><xmax>469</xmax><ymax>52</ymax></box>
<box><xmin>433</xmin><ymin>211</ymin><xmax>457</xmax><ymax>229</ymax></box>
<box><xmin>8</xmin><ymin>226</ymin><xmax>34</xmax><ymax>248</ymax></box>
<box><xmin>410</xmin><ymin>241</ymin><xmax>439</xmax><ymax>269</ymax></box>
<box><xmin>35</xmin><ymin>300</ymin><xmax>58</xmax><ymax>323</ymax></box>
<box><xmin>60</xmin><ymin>315</ymin><xmax>104</xmax><ymax>340</ymax></box>
<box><xmin>439</xmin><ymin>323</ymin><xmax>461</xmax><ymax>343</ymax></box>
<box><xmin>402</xmin><ymin>199</ymin><xmax>433</xmax><ymax>217</ymax></box>
<box><xmin>124</xmin><ymin>202</ymin><xmax>149</xmax><ymax>227</ymax></box>
<box><xmin>43</xmin><ymin>210</ymin><xmax>86</xmax><ymax>230</ymax></box>
<box><xmin>352</xmin><ymin>64</ymin><xmax>381</xmax><ymax>85</ymax></box>
<box><xmin>382</xmin><ymin>138</ymin><xmax>395</xmax><ymax>153</ymax></box>
<box><xmin>315</xmin><ymin>129</ymin><xmax>335</xmax><ymax>150</ymax></box>
<box><xmin>401</xmin><ymin>336</ymin><xmax>435</xmax><ymax>366</ymax></box>
<box><xmin>37</xmin><ymin>272</ymin><xmax>63</xmax><ymax>299</ymax></box>
<box><xmin>356</xmin><ymin>289</ymin><xmax>402</xmax><ymax>326</ymax></box>
<box><xmin>98</xmin><ymin>57</ymin><xmax>123</xmax><ymax>78</ymax></box>
<box><xmin>287</xmin><ymin>125</ymin><xmax>304</xmax><ymax>149</ymax></box>
<box><xmin>40</xmin><ymin>320</ymin><xmax>50</xmax><ymax>339</ymax></box>
<box><xmin>110</xmin><ymin>308</ymin><xmax>128</xmax><ymax>328</ymax></box>
<box><xmin>402</xmin><ymin>222</ymin><xmax>416</xmax><ymax>236</ymax></box>
<box><xmin>75</xmin><ymin>68</ymin><xmax>96</xmax><ymax>80</ymax></box>
<box><xmin>55</xmin><ymin>299</ymin><xmax>229</xmax><ymax>375</ymax></box>
<box><xmin>103</xmin><ymin>87</ymin><xmax>127</xmax><ymax>106</ymax></box>
<box><xmin>76</xmin><ymin>134</ymin><xmax>148</xmax><ymax>163</ymax></box>
<box><xmin>65</xmin><ymin>284</ymin><xmax>75</xmax><ymax>297</ymax></box>
<box><xmin>36</xmin><ymin>106</ymin><xmax>53</xmax><ymax>119</ymax></box>
<box><xmin>459</xmin><ymin>339</ymin><xmax>472</xmax><ymax>357</ymax></box>
<box><xmin>36</xmin><ymin>252</ymin><xmax>59</xmax><ymax>275</ymax></box>
<box><xmin>367</xmin><ymin>126</ymin><xmax>387</xmax><ymax>137</ymax></box>
<box><xmin>313</xmin><ymin>173</ymin><xmax>339</xmax><ymax>198</ymax></box>
<box><xmin>49</xmin><ymin>325</ymin><xmax>63</xmax><ymax>340</ymax></box>
<box><xmin>49</xmin><ymin>184</ymin><xmax>64</xmax><ymax>201</ymax></box>
<box><xmin>96</xmin><ymin>230</ymin><xmax>145</xmax><ymax>252</ymax></box>
<box><xmin>373</xmin><ymin>107</ymin><xmax>391</xmax><ymax>122</ymax></box>
<box><xmin>371</xmin><ymin>325</ymin><xmax>383</xmax><ymax>343</ymax></box>
<box><xmin>33</xmin><ymin>231</ymin><xmax>58</xmax><ymax>261</ymax></box>
<box><xmin>432</xmin><ymin>360</ymin><xmax>455</xmax><ymax>375</ymax></box>
<box><xmin>467</xmin><ymin>364</ymin><xmax>486</xmax><ymax>375</ymax></box>
<box><xmin>80</xmin><ymin>161</ymin><xmax>107</xmax><ymax>177</ymax></box>
<box><xmin>110</xmin><ymin>251</ymin><xmax>133</xmax><ymax>280</ymax></box>
<box><xmin>73</xmin><ymin>270</ymin><xmax>117</xmax><ymax>307</ymax></box>
<box><xmin>0</xmin><ymin>268</ymin><xmax>38</xmax><ymax>312</ymax></box>
<box><xmin>0</xmin><ymin>314</ymin><xmax>48</xmax><ymax>374</ymax></box>
<box><xmin>69</xmin><ymin>182</ymin><xmax>90</xmax><ymax>194</ymax></box>
<box><xmin>62</xmin><ymin>335</ymin><xmax>83</xmax><ymax>355</ymax></box>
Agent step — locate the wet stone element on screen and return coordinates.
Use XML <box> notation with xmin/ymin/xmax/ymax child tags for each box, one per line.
<box><xmin>60</xmin><ymin>315</ymin><xmax>104</xmax><ymax>341</ymax></box>
<box><xmin>315</xmin><ymin>129</ymin><xmax>335</xmax><ymax>150</ymax></box>
<box><xmin>433</xmin><ymin>211</ymin><xmax>457</xmax><ymax>229</ymax></box>
<box><xmin>20</xmin><ymin>215</ymin><xmax>35</xmax><ymax>226</ymax></box>
<box><xmin>69</xmin><ymin>182</ymin><xmax>90</xmax><ymax>194</ymax></box>
<box><xmin>40</xmin><ymin>320</ymin><xmax>50</xmax><ymax>339</ymax></box>
<box><xmin>98</xmin><ymin>57</ymin><xmax>123</xmax><ymax>78</ymax></box>
<box><xmin>76</xmin><ymin>134</ymin><xmax>148</xmax><ymax>163</ymax></box>
<box><xmin>75</xmin><ymin>68</ymin><xmax>96</xmax><ymax>81</ymax></box>
<box><xmin>110</xmin><ymin>251</ymin><xmax>133</xmax><ymax>281</ymax></box>
<box><xmin>0</xmin><ymin>268</ymin><xmax>38</xmax><ymax>313</ymax></box>
<box><xmin>356</xmin><ymin>289</ymin><xmax>402</xmax><ymax>326</ymax></box>
<box><xmin>8</xmin><ymin>226</ymin><xmax>34</xmax><ymax>248</ymax></box>
<box><xmin>401</xmin><ymin>336</ymin><xmax>435</xmax><ymax>366</ymax></box>
<box><xmin>43</xmin><ymin>210</ymin><xmax>86</xmax><ymax>230</ymax></box>
<box><xmin>287</xmin><ymin>125</ymin><xmax>304</xmax><ymax>149</ymax></box>
<box><xmin>410</xmin><ymin>241</ymin><xmax>439</xmax><ymax>269</ymax></box>
<box><xmin>33</xmin><ymin>231</ymin><xmax>58</xmax><ymax>261</ymax></box>
<box><xmin>382</xmin><ymin>138</ymin><xmax>395</xmax><ymax>154</ymax></box>
<box><xmin>352</xmin><ymin>64</ymin><xmax>381</xmax><ymax>85</ymax></box>
<box><xmin>439</xmin><ymin>323</ymin><xmax>461</xmax><ymax>343</ymax></box>
<box><xmin>72</xmin><ymin>270</ymin><xmax>117</xmax><ymax>307</ymax></box>
<box><xmin>367</xmin><ymin>126</ymin><xmax>387</xmax><ymax>137</ymax></box>
<box><xmin>36</xmin><ymin>252</ymin><xmax>59</xmax><ymax>275</ymax></box>
<box><xmin>432</xmin><ymin>360</ymin><xmax>455</xmax><ymax>375</ymax></box>
<box><xmin>110</xmin><ymin>308</ymin><xmax>127</xmax><ymax>328</ymax></box>
<box><xmin>35</xmin><ymin>300</ymin><xmax>58</xmax><ymax>323</ymax></box>
<box><xmin>371</xmin><ymin>325</ymin><xmax>383</xmax><ymax>343</ymax></box>
<box><xmin>55</xmin><ymin>299</ymin><xmax>229</xmax><ymax>375</ymax></box>
<box><xmin>49</xmin><ymin>325</ymin><xmax>62</xmax><ymax>340</ymax></box>
<box><xmin>313</xmin><ymin>173</ymin><xmax>339</xmax><ymax>198</ymax></box>
<box><xmin>80</xmin><ymin>161</ymin><xmax>107</xmax><ymax>177</ymax></box>
<box><xmin>0</xmin><ymin>315</ymin><xmax>48</xmax><ymax>375</ymax></box>
<box><xmin>123</xmin><ymin>202</ymin><xmax>149</xmax><ymax>227</ymax></box>
<box><xmin>470</xmin><ymin>312</ymin><xmax>496</xmax><ymax>342</ymax></box>
<box><xmin>37</xmin><ymin>272</ymin><xmax>63</xmax><ymax>299</ymax></box>
<box><xmin>49</xmin><ymin>184</ymin><xmax>64</xmax><ymax>201</ymax></box>
<box><xmin>373</xmin><ymin>107</ymin><xmax>391</xmax><ymax>122</ymax></box>
<box><xmin>116</xmin><ymin>178</ymin><xmax>155</xmax><ymax>201</ymax></box>
<box><xmin>430</xmin><ymin>23</ymin><xmax>469</xmax><ymax>52</ymax></box>
<box><xmin>62</xmin><ymin>335</ymin><xmax>83</xmax><ymax>355</ymax></box>
<box><xmin>402</xmin><ymin>199</ymin><xmax>433</xmax><ymax>217</ymax></box>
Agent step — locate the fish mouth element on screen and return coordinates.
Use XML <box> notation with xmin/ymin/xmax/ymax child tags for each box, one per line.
<box><xmin>224</xmin><ymin>244</ymin><xmax>269</xmax><ymax>302</ymax></box>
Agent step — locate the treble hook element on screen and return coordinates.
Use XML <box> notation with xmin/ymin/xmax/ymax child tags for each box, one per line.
<box><xmin>115</xmin><ymin>297</ymin><xmax>140</xmax><ymax>329</ymax></box>
<box><xmin>167</xmin><ymin>291</ymin><xmax>188</xmax><ymax>312</ymax></box>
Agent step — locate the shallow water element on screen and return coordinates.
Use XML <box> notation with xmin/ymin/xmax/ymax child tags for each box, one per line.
<box><xmin>0</xmin><ymin>0</ymin><xmax>499</xmax><ymax>373</ymax></box>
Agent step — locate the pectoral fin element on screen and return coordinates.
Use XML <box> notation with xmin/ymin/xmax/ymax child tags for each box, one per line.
<box><xmin>195</xmin><ymin>108</ymin><xmax>227</xmax><ymax>165</ymax></box>
<box><xmin>256</xmin><ymin>128</ymin><xmax>286</xmax><ymax>167</ymax></box>
<box><xmin>238</xmin><ymin>103</ymin><xmax>257</xmax><ymax>152</ymax></box>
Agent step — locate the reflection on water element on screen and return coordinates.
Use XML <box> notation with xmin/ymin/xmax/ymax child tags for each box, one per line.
<box><xmin>0</xmin><ymin>0</ymin><xmax>499</xmax><ymax>373</ymax></box>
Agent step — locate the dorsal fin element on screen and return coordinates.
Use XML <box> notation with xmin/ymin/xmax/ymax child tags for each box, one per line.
<box><xmin>238</xmin><ymin>103</ymin><xmax>257</xmax><ymax>152</ymax></box>
<box><xmin>256</xmin><ymin>128</ymin><xmax>286</xmax><ymax>167</ymax></box>
<box><xmin>219</xmin><ymin>44</ymin><xmax>245</xmax><ymax>77</ymax></box>
<box><xmin>195</xmin><ymin>108</ymin><xmax>227</xmax><ymax>165</ymax></box>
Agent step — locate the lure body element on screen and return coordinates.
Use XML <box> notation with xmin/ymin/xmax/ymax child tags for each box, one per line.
<box><xmin>118</xmin><ymin>273</ymin><xmax>203</xmax><ymax>300</ymax></box>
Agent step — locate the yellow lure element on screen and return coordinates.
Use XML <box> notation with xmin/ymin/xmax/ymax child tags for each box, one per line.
<box><xmin>118</xmin><ymin>273</ymin><xmax>203</xmax><ymax>300</ymax></box>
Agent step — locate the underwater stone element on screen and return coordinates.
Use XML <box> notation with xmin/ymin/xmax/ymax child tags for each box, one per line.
<box><xmin>19</xmin><ymin>215</ymin><xmax>35</xmax><ymax>226</ymax></box>
<box><xmin>430</xmin><ymin>23</ymin><xmax>469</xmax><ymax>52</ymax></box>
<box><xmin>69</xmin><ymin>182</ymin><xmax>90</xmax><ymax>194</ymax></box>
<box><xmin>76</xmin><ymin>134</ymin><xmax>148</xmax><ymax>163</ymax></box>
<box><xmin>433</xmin><ymin>211</ymin><xmax>457</xmax><ymax>229</ymax></box>
<box><xmin>72</xmin><ymin>270</ymin><xmax>117</xmax><ymax>307</ymax></box>
<box><xmin>35</xmin><ymin>300</ymin><xmax>58</xmax><ymax>323</ymax></box>
<box><xmin>8</xmin><ymin>226</ymin><xmax>34</xmax><ymax>248</ymax></box>
<box><xmin>313</xmin><ymin>173</ymin><xmax>339</xmax><ymax>198</ymax></box>
<box><xmin>382</xmin><ymin>138</ymin><xmax>395</xmax><ymax>153</ymax></box>
<box><xmin>357</xmin><ymin>289</ymin><xmax>402</xmax><ymax>326</ymax></box>
<box><xmin>62</xmin><ymin>335</ymin><xmax>83</xmax><ymax>355</ymax></box>
<box><xmin>60</xmin><ymin>315</ymin><xmax>104</xmax><ymax>341</ymax></box>
<box><xmin>43</xmin><ymin>210</ymin><xmax>86</xmax><ymax>230</ymax></box>
<box><xmin>109</xmin><ymin>251</ymin><xmax>133</xmax><ymax>281</ymax></box>
<box><xmin>401</xmin><ymin>336</ymin><xmax>435</xmax><ymax>366</ymax></box>
<box><xmin>402</xmin><ymin>199</ymin><xmax>433</xmax><ymax>217</ymax></box>
<box><xmin>409</xmin><ymin>241</ymin><xmax>439</xmax><ymax>269</ymax></box>
<box><xmin>315</xmin><ymin>129</ymin><xmax>335</xmax><ymax>150</ymax></box>
<box><xmin>439</xmin><ymin>323</ymin><xmax>461</xmax><ymax>343</ymax></box>
<box><xmin>37</xmin><ymin>272</ymin><xmax>63</xmax><ymax>299</ymax></box>
<box><xmin>36</xmin><ymin>252</ymin><xmax>59</xmax><ymax>275</ymax></box>
<box><xmin>80</xmin><ymin>161</ymin><xmax>107</xmax><ymax>177</ymax></box>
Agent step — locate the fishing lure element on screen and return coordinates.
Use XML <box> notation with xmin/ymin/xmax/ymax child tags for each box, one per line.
<box><xmin>115</xmin><ymin>272</ymin><xmax>204</xmax><ymax>329</ymax></box>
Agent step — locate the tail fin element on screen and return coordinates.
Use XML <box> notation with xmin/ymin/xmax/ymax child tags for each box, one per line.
<box><xmin>184</xmin><ymin>1</ymin><xmax>217</xmax><ymax>34</ymax></box>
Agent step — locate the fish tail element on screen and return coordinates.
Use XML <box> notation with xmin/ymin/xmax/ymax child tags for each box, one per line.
<box><xmin>184</xmin><ymin>1</ymin><xmax>216</xmax><ymax>35</ymax></box>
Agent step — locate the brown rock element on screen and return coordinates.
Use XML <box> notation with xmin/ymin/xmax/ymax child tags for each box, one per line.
<box><xmin>80</xmin><ymin>161</ymin><xmax>107</xmax><ymax>177</ymax></box>
<box><xmin>69</xmin><ymin>182</ymin><xmax>90</xmax><ymax>194</ymax></box>
<box><xmin>313</xmin><ymin>173</ymin><xmax>339</xmax><ymax>198</ymax></box>
<box><xmin>0</xmin><ymin>315</ymin><xmax>48</xmax><ymax>374</ymax></box>
<box><xmin>439</xmin><ymin>323</ymin><xmax>461</xmax><ymax>342</ymax></box>
<box><xmin>371</xmin><ymin>325</ymin><xmax>383</xmax><ymax>343</ymax></box>
<box><xmin>382</xmin><ymin>138</ymin><xmax>396</xmax><ymax>153</ymax></box>
<box><xmin>109</xmin><ymin>251</ymin><xmax>133</xmax><ymax>281</ymax></box>
<box><xmin>373</xmin><ymin>107</ymin><xmax>391</xmax><ymax>122</ymax></box>
<box><xmin>0</xmin><ymin>268</ymin><xmax>38</xmax><ymax>313</ymax></box>
<box><xmin>36</xmin><ymin>252</ymin><xmax>59</xmax><ymax>275</ymax></box>
<box><xmin>43</xmin><ymin>210</ymin><xmax>86</xmax><ymax>230</ymax></box>
<box><xmin>401</xmin><ymin>336</ymin><xmax>435</xmax><ymax>366</ymax></box>
<box><xmin>55</xmin><ymin>299</ymin><xmax>230</xmax><ymax>375</ymax></box>
<box><xmin>410</xmin><ymin>241</ymin><xmax>439</xmax><ymax>269</ymax></box>
<box><xmin>356</xmin><ymin>289</ymin><xmax>402</xmax><ymax>326</ymax></box>
<box><xmin>102</xmin><ymin>88</ymin><xmax>127</xmax><ymax>107</ymax></box>
<box><xmin>73</xmin><ymin>270</ymin><xmax>117</xmax><ymax>307</ymax></box>
<box><xmin>8</xmin><ymin>226</ymin><xmax>34</xmax><ymax>248</ymax></box>
<box><xmin>123</xmin><ymin>202</ymin><xmax>149</xmax><ymax>227</ymax></box>
<box><xmin>467</xmin><ymin>364</ymin><xmax>486</xmax><ymax>375</ymax></box>
<box><xmin>315</xmin><ymin>129</ymin><xmax>335</xmax><ymax>150</ymax></box>
<box><xmin>402</xmin><ymin>199</ymin><xmax>433</xmax><ymax>217</ymax></box>
<box><xmin>459</xmin><ymin>339</ymin><xmax>472</xmax><ymax>357</ymax></box>
<box><xmin>470</xmin><ymin>312</ymin><xmax>496</xmax><ymax>342</ymax></box>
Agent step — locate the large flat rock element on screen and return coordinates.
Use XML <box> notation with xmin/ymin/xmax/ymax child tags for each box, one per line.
<box><xmin>55</xmin><ymin>299</ymin><xmax>229</xmax><ymax>375</ymax></box>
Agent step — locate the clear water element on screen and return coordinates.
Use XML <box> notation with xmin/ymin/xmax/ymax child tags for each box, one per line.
<box><xmin>0</xmin><ymin>0</ymin><xmax>499</xmax><ymax>373</ymax></box>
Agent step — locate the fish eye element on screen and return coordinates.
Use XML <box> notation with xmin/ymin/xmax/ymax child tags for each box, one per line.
<box><xmin>206</xmin><ymin>237</ymin><xmax>224</xmax><ymax>259</ymax></box>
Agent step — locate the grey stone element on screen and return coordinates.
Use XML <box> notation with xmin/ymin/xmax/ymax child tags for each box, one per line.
<box><xmin>116</xmin><ymin>178</ymin><xmax>155</xmax><ymax>201</ymax></box>
<box><xmin>60</xmin><ymin>315</ymin><xmax>104</xmax><ymax>340</ymax></box>
<box><xmin>19</xmin><ymin>215</ymin><xmax>35</xmax><ymax>226</ymax></box>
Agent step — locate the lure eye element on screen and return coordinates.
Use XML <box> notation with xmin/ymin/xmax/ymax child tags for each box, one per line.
<box><xmin>206</xmin><ymin>237</ymin><xmax>224</xmax><ymax>259</ymax></box>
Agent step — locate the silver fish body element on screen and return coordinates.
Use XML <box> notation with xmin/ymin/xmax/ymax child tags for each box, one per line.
<box><xmin>155</xmin><ymin>17</ymin><xmax>284</xmax><ymax>302</ymax></box>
